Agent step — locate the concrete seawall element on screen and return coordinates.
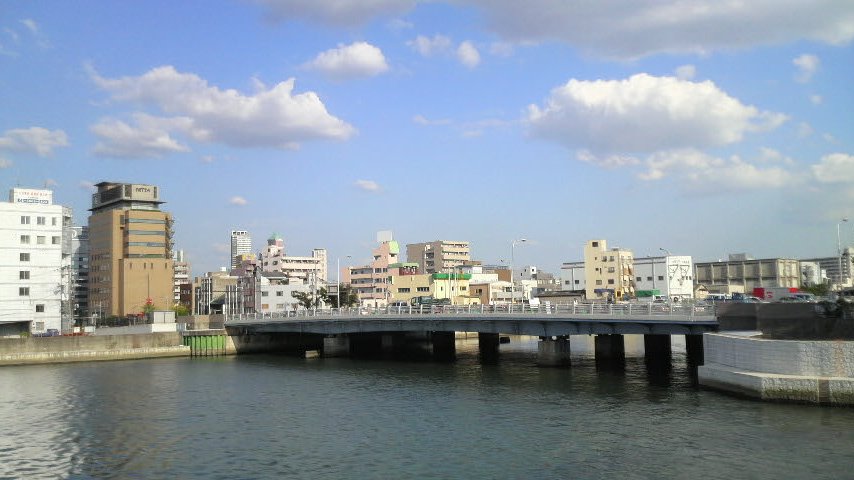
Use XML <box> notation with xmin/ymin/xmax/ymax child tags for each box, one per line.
<box><xmin>0</xmin><ymin>332</ymin><xmax>190</xmax><ymax>366</ymax></box>
<box><xmin>699</xmin><ymin>332</ymin><xmax>854</xmax><ymax>406</ymax></box>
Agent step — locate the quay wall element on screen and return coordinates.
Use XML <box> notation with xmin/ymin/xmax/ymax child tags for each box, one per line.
<box><xmin>0</xmin><ymin>332</ymin><xmax>189</xmax><ymax>366</ymax></box>
<box><xmin>699</xmin><ymin>332</ymin><xmax>854</xmax><ymax>406</ymax></box>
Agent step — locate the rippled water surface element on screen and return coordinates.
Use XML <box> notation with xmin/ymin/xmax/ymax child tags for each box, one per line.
<box><xmin>1</xmin><ymin>336</ymin><xmax>853</xmax><ymax>479</ymax></box>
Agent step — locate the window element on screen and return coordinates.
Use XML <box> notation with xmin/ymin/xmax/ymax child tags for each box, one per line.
<box><xmin>19</xmin><ymin>287</ymin><xmax>30</xmax><ymax>296</ymax></box>
<box><xmin>647</xmin><ymin>276</ymin><xmax>653</xmax><ymax>281</ymax></box>
<box><xmin>276</xmin><ymin>291</ymin><xmax>283</xmax><ymax>296</ymax></box>
<box><xmin>261</xmin><ymin>292</ymin><xmax>269</xmax><ymax>297</ymax></box>
<box><xmin>276</xmin><ymin>304</ymin><xmax>285</xmax><ymax>309</ymax></box>
<box><xmin>636</xmin><ymin>276</ymin><xmax>642</xmax><ymax>282</ymax></box>
<box><xmin>609</xmin><ymin>256</ymin><xmax>615</xmax><ymax>262</ymax></box>
<box><xmin>21</xmin><ymin>235</ymin><xmax>30</xmax><ymax>244</ymax></box>
<box><xmin>574</xmin><ymin>280</ymin><xmax>580</xmax><ymax>285</ymax></box>
<box><xmin>607</xmin><ymin>279</ymin><xmax>615</xmax><ymax>285</ymax></box>
<box><xmin>261</xmin><ymin>303</ymin><xmax>269</xmax><ymax>310</ymax></box>
<box><xmin>20</xmin><ymin>253</ymin><xmax>30</xmax><ymax>262</ymax></box>
<box><xmin>595</xmin><ymin>280</ymin><xmax>602</xmax><ymax>285</ymax></box>
<box><xmin>19</xmin><ymin>271</ymin><xmax>29</xmax><ymax>280</ymax></box>
<box><xmin>592</xmin><ymin>241</ymin><xmax>599</xmax><ymax>247</ymax></box>
<box><xmin>37</xmin><ymin>236</ymin><xmax>46</xmax><ymax>245</ymax></box>
<box><xmin>658</xmin><ymin>276</ymin><xmax>664</xmax><ymax>281</ymax></box>
<box><xmin>398</xmin><ymin>288</ymin><xmax>411</xmax><ymax>293</ymax></box>
<box><xmin>417</xmin><ymin>287</ymin><xmax>429</xmax><ymax>292</ymax></box>
<box><xmin>37</xmin><ymin>216</ymin><xmax>46</xmax><ymax>225</ymax></box>
<box><xmin>21</xmin><ymin>216</ymin><xmax>30</xmax><ymax>225</ymax></box>
<box><xmin>52</xmin><ymin>236</ymin><xmax>60</xmax><ymax>245</ymax></box>
<box><xmin>608</xmin><ymin>267</ymin><xmax>615</xmax><ymax>273</ymax></box>
<box><xmin>52</xmin><ymin>217</ymin><xmax>57</xmax><ymax>226</ymax></box>
<box><xmin>35</xmin><ymin>304</ymin><xmax>45</xmax><ymax>313</ymax></box>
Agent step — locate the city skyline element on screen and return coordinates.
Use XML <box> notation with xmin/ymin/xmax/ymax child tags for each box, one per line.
<box><xmin>2</xmin><ymin>1</ymin><xmax>853</xmax><ymax>275</ymax></box>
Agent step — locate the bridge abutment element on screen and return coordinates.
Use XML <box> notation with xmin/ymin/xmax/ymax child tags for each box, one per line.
<box><xmin>595</xmin><ymin>334</ymin><xmax>625</xmax><ymax>362</ymax></box>
<box><xmin>643</xmin><ymin>334</ymin><xmax>672</xmax><ymax>363</ymax></box>
<box><xmin>537</xmin><ymin>336</ymin><xmax>571</xmax><ymax>367</ymax></box>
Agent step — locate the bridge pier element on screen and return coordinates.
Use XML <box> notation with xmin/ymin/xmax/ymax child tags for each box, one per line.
<box><xmin>537</xmin><ymin>336</ymin><xmax>571</xmax><ymax>367</ymax></box>
<box><xmin>478</xmin><ymin>332</ymin><xmax>500</xmax><ymax>363</ymax></box>
<box><xmin>643</xmin><ymin>334</ymin><xmax>672</xmax><ymax>363</ymax></box>
<box><xmin>381</xmin><ymin>333</ymin><xmax>406</xmax><ymax>354</ymax></box>
<box><xmin>595</xmin><ymin>334</ymin><xmax>625</xmax><ymax>363</ymax></box>
<box><xmin>431</xmin><ymin>331</ymin><xmax>456</xmax><ymax>361</ymax></box>
<box><xmin>323</xmin><ymin>335</ymin><xmax>350</xmax><ymax>357</ymax></box>
<box><xmin>685</xmin><ymin>334</ymin><xmax>704</xmax><ymax>365</ymax></box>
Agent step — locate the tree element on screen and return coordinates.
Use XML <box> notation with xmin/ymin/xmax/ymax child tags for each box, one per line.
<box><xmin>292</xmin><ymin>287</ymin><xmax>329</xmax><ymax>309</ymax></box>
<box><xmin>801</xmin><ymin>283</ymin><xmax>830</xmax><ymax>297</ymax></box>
<box><xmin>330</xmin><ymin>284</ymin><xmax>359</xmax><ymax>308</ymax></box>
<box><xmin>173</xmin><ymin>304</ymin><xmax>190</xmax><ymax>316</ymax></box>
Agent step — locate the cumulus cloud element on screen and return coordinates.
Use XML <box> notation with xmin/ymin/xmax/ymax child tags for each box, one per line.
<box><xmin>797</xmin><ymin>122</ymin><xmax>814</xmax><ymax>138</ymax></box>
<box><xmin>462</xmin><ymin>1</ymin><xmax>854</xmax><ymax>59</ymax></box>
<box><xmin>79</xmin><ymin>181</ymin><xmax>97</xmax><ymax>192</ymax></box>
<box><xmin>675</xmin><ymin>64</ymin><xmax>696</xmax><ymax>80</ymax></box>
<box><xmin>88</xmin><ymin>65</ymin><xmax>355</xmax><ymax>157</ymax></box>
<box><xmin>408</xmin><ymin>34</ymin><xmax>452</xmax><ymax>56</ymax></box>
<box><xmin>812</xmin><ymin>153</ymin><xmax>854</xmax><ymax>183</ymax></box>
<box><xmin>527</xmin><ymin>74</ymin><xmax>786</xmax><ymax>155</ymax></box>
<box><xmin>413</xmin><ymin>114</ymin><xmax>451</xmax><ymax>126</ymax></box>
<box><xmin>254</xmin><ymin>0</ymin><xmax>415</xmax><ymax>26</ymax></box>
<box><xmin>0</xmin><ymin>127</ymin><xmax>69</xmax><ymax>156</ymax></box>
<box><xmin>304</xmin><ymin>42</ymin><xmax>389</xmax><ymax>79</ymax></box>
<box><xmin>229</xmin><ymin>196</ymin><xmax>249</xmax><ymax>206</ymax></box>
<box><xmin>793</xmin><ymin>54</ymin><xmax>820</xmax><ymax>83</ymax></box>
<box><xmin>456</xmin><ymin>41</ymin><xmax>481</xmax><ymax>68</ymax></box>
<box><xmin>355</xmin><ymin>179</ymin><xmax>381</xmax><ymax>192</ymax></box>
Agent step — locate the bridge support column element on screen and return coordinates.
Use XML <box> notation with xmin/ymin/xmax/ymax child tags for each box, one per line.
<box><xmin>323</xmin><ymin>335</ymin><xmax>350</xmax><ymax>357</ymax></box>
<box><xmin>685</xmin><ymin>334</ymin><xmax>704</xmax><ymax>365</ymax></box>
<box><xmin>381</xmin><ymin>333</ymin><xmax>406</xmax><ymax>354</ymax></box>
<box><xmin>643</xmin><ymin>335</ymin><xmax>672</xmax><ymax>363</ymax></box>
<box><xmin>431</xmin><ymin>331</ymin><xmax>456</xmax><ymax>361</ymax></box>
<box><xmin>595</xmin><ymin>334</ymin><xmax>625</xmax><ymax>362</ymax></box>
<box><xmin>537</xmin><ymin>336</ymin><xmax>571</xmax><ymax>367</ymax></box>
<box><xmin>478</xmin><ymin>332</ymin><xmax>500</xmax><ymax>363</ymax></box>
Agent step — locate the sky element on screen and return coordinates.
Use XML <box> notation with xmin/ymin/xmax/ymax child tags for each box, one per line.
<box><xmin>2</xmin><ymin>0</ymin><xmax>853</xmax><ymax>277</ymax></box>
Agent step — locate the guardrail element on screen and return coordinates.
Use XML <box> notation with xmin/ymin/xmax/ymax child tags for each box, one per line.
<box><xmin>227</xmin><ymin>302</ymin><xmax>716</xmax><ymax>323</ymax></box>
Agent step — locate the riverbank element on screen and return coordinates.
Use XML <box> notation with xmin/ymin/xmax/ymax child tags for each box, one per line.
<box><xmin>0</xmin><ymin>332</ymin><xmax>189</xmax><ymax>366</ymax></box>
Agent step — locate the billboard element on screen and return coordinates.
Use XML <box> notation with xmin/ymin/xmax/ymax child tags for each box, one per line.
<box><xmin>10</xmin><ymin>188</ymin><xmax>53</xmax><ymax>205</ymax></box>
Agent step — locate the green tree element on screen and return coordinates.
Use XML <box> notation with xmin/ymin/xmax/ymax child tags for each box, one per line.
<box><xmin>292</xmin><ymin>287</ymin><xmax>329</xmax><ymax>309</ymax></box>
<box><xmin>329</xmin><ymin>284</ymin><xmax>359</xmax><ymax>308</ymax></box>
<box><xmin>801</xmin><ymin>283</ymin><xmax>830</xmax><ymax>297</ymax></box>
<box><xmin>173</xmin><ymin>304</ymin><xmax>190</xmax><ymax>316</ymax></box>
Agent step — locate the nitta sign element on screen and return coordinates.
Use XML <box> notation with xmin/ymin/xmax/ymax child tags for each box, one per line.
<box><xmin>10</xmin><ymin>188</ymin><xmax>53</xmax><ymax>205</ymax></box>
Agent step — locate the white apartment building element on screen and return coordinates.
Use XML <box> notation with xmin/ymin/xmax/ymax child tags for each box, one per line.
<box><xmin>560</xmin><ymin>261</ymin><xmax>586</xmax><ymax>293</ymax></box>
<box><xmin>230</xmin><ymin>230</ymin><xmax>251</xmax><ymax>270</ymax></box>
<box><xmin>633</xmin><ymin>255</ymin><xmax>694</xmax><ymax>301</ymax></box>
<box><xmin>0</xmin><ymin>188</ymin><xmax>71</xmax><ymax>335</ymax></box>
<box><xmin>71</xmin><ymin>226</ymin><xmax>89</xmax><ymax>324</ymax></box>
<box><xmin>260</xmin><ymin>234</ymin><xmax>328</xmax><ymax>285</ymax></box>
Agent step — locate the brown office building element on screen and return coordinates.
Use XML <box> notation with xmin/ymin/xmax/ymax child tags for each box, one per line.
<box><xmin>88</xmin><ymin>182</ymin><xmax>174</xmax><ymax>318</ymax></box>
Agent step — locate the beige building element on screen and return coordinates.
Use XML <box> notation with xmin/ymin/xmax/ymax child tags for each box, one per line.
<box><xmin>584</xmin><ymin>239</ymin><xmax>634</xmax><ymax>301</ymax></box>
<box><xmin>694</xmin><ymin>254</ymin><xmax>801</xmax><ymax>291</ymax></box>
<box><xmin>387</xmin><ymin>264</ymin><xmax>474</xmax><ymax>305</ymax></box>
<box><xmin>406</xmin><ymin>240</ymin><xmax>470</xmax><ymax>274</ymax></box>
<box><xmin>345</xmin><ymin>239</ymin><xmax>400</xmax><ymax>307</ymax></box>
<box><xmin>88</xmin><ymin>182</ymin><xmax>174</xmax><ymax>318</ymax></box>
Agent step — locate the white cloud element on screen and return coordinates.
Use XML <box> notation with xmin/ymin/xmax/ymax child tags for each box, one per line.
<box><xmin>0</xmin><ymin>157</ymin><xmax>11</xmax><ymax>168</ymax></box>
<box><xmin>408</xmin><ymin>34</ymin><xmax>452</xmax><ymax>56</ymax></box>
<box><xmin>810</xmin><ymin>94</ymin><xmax>823</xmax><ymax>105</ymax></box>
<box><xmin>793</xmin><ymin>54</ymin><xmax>820</xmax><ymax>83</ymax></box>
<box><xmin>413</xmin><ymin>114</ymin><xmax>451</xmax><ymax>126</ymax></box>
<box><xmin>19</xmin><ymin>19</ymin><xmax>38</xmax><ymax>34</ymax></box>
<box><xmin>798</xmin><ymin>122</ymin><xmax>814</xmax><ymax>138</ymax></box>
<box><xmin>489</xmin><ymin>42</ymin><xmax>514</xmax><ymax>57</ymax></box>
<box><xmin>0</xmin><ymin>127</ymin><xmax>69</xmax><ymax>156</ymax></box>
<box><xmin>304</xmin><ymin>42</ymin><xmax>389</xmax><ymax>79</ymax></box>
<box><xmin>90</xmin><ymin>114</ymin><xmax>191</xmax><ymax>158</ymax></box>
<box><xmin>44</xmin><ymin>178</ymin><xmax>58</xmax><ymax>187</ymax></box>
<box><xmin>527</xmin><ymin>74</ymin><xmax>786</xmax><ymax>155</ymax></box>
<box><xmin>812</xmin><ymin>153</ymin><xmax>854</xmax><ymax>183</ymax></box>
<box><xmin>675</xmin><ymin>64</ymin><xmax>696</xmax><ymax>80</ymax></box>
<box><xmin>79</xmin><ymin>181</ymin><xmax>96</xmax><ymax>192</ymax></box>
<box><xmin>387</xmin><ymin>18</ymin><xmax>413</xmax><ymax>31</ymax></box>
<box><xmin>578</xmin><ymin>150</ymin><xmax>642</xmax><ymax>169</ymax></box>
<box><xmin>462</xmin><ymin>1</ymin><xmax>854</xmax><ymax>59</ymax></box>
<box><xmin>639</xmin><ymin>149</ymin><xmax>797</xmax><ymax>192</ymax></box>
<box><xmin>456</xmin><ymin>41</ymin><xmax>481</xmax><ymax>68</ymax></box>
<box><xmin>254</xmin><ymin>0</ymin><xmax>415</xmax><ymax>26</ymax></box>
<box><xmin>229</xmin><ymin>196</ymin><xmax>249</xmax><ymax>206</ymax></box>
<box><xmin>355</xmin><ymin>179</ymin><xmax>381</xmax><ymax>192</ymax></box>
<box><xmin>89</xmin><ymin>65</ymin><xmax>355</xmax><ymax>157</ymax></box>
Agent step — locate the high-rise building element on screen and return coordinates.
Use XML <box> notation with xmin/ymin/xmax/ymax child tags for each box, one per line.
<box><xmin>259</xmin><ymin>234</ymin><xmax>328</xmax><ymax>284</ymax></box>
<box><xmin>88</xmin><ymin>182</ymin><xmax>174</xmax><ymax>318</ymax></box>
<box><xmin>71</xmin><ymin>226</ymin><xmax>90</xmax><ymax>324</ymax></box>
<box><xmin>230</xmin><ymin>230</ymin><xmax>252</xmax><ymax>269</ymax></box>
<box><xmin>406</xmin><ymin>240</ymin><xmax>470</xmax><ymax>274</ymax></box>
<box><xmin>0</xmin><ymin>188</ymin><xmax>71</xmax><ymax>335</ymax></box>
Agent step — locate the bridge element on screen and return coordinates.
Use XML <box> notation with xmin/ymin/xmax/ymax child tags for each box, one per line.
<box><xmin>224</xmin><ymin>303</ymin><xmax>717</xmax><ymax>365</ymax></box>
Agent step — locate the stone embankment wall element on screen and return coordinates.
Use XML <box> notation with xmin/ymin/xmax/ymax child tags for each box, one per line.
<box><xmin>0</xmin><ymin>332</ymin><xmax>189</xmax><ymax>366</ymax></box>
<box><xmin>699</xmin><ymin>332</ymin><xmax>854</xmax><ymax>406</ymax></box>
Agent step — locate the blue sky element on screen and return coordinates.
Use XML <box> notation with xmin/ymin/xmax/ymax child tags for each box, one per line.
<box><xmin>2</xmin><ymin>1</ymin><xmax>853</xmax><ymax>276</ymax></box>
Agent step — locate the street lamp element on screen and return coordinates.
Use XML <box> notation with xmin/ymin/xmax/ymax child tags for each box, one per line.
<box><xmin>838</xmin><ymin>218</ymin><xmax>848</xmax><ymax>289</ymax></box>
<box><xmin>337</xmin><ymin>255</ymin><xmax>351</xmax><ymax>309</ymax></box>
<box><xmin>659</xmin><ymin>247</ymin><xmax>671</xmax><ymax>256</ymax></box>
<box><xmin>510</xmin><ymin>238</ymin><xmax>527</xmax><ymax>311</ymax></box>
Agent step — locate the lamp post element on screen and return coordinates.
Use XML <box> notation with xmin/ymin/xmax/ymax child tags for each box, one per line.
<box><xmin>510</xmin><ymin>238</ymin><xmax>527</xmax><ymax>311</ymax></box>
<box><xmin>337</xmin><ymin>255</ymin><xmax>351</xmax><ymax>309</ymax></box>
<box><xmin>838</xmin><ymin>218</ymin><xmax>848</xmax><ymax>289</ymax></box>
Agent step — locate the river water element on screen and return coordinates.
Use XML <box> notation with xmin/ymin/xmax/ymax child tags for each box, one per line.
<box><xmin>1</xmin><ymin>336</ymin><xmax>853</xmax><ymax>479</ymax></box>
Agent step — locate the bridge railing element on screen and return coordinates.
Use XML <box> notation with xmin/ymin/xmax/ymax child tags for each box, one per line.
<box><xmin>226</xmin><ymin>302</ymin><xmax>715</xmax><ymax>323</ymax></box>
